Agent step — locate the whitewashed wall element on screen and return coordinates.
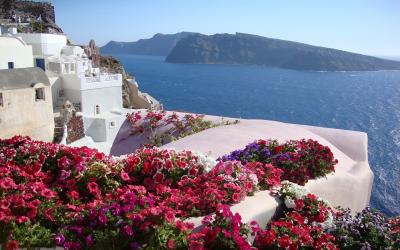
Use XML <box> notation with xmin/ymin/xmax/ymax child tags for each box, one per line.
<box><xmin>0</xmin><ymin>37</ymin><xmax>34</xmax><ymax>69</ymax></box>
<box><xmin>15</xmin><ymin>33</ymin><xmax>67</xmax><ymax>56</ymax></box>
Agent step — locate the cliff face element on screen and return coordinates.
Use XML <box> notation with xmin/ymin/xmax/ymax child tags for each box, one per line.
<box><xmin>0</xmin><ymin>0</ymin><xmax>63</xmax><ymax>34</ymax></box>
<box><xmin>166</xmin><ymin>33</ymin><xmax>400</xmax><ymax>71</ymax></box>
<box><xmin>101</xmin><ymin>32</ymin><xmax>197</xmax><ymax>56</ymax></box>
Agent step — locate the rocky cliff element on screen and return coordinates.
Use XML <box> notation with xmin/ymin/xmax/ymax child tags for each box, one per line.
<box><xmin>0</xmin><ymin>0</ymin><xmax>63</xmax><ymax>34</ymax></box>
<box><xmin>99</xmin><ymin>55</ymin><xmax>136</xmax><ymax>108</ymax></box>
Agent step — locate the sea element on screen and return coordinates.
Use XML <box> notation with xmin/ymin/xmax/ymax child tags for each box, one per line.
<box><xmin>112</xmin><ymin>54</ymin><xmax>400</xmax><ymax>217</ymax></box>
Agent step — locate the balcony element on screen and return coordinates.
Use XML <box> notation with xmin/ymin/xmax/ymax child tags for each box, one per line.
<box><xmin>79</xmin><ymin>74</ymin><xmax>122</xmax><ymax>90</ymax></box>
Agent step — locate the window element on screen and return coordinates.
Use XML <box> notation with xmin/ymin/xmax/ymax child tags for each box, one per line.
<box><xmin>8</xmin><ymin>62</ymin><xmax>14</xmax><ymax>69</ymax></box>
<box><xmin>35</xmin><ymin>88</ymin><xmax>45</xmax><ymax>101</ymax></box>
<box><xmin>0</xmin><ymin>93</ymin><xmax>3</xmax><ymax>107</ymax></box>
<box><xmin>95</xmin><ymin>105</ymin><xmax>100</xmax><ymax>115</ymax></box>
<box><xmin>110</xmin><ymin>121</ymin><xmax>116</xmax><ymax>128</ymax></box>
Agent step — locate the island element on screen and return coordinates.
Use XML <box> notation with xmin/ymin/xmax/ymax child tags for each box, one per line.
<box><xmin>166</xmin><ymin>32</ymin><xmax>400</xmax><ymax>71</ymax></box>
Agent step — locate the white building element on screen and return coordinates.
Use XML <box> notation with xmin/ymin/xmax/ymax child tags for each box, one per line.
<box><xmin>0</xmin><ymin>29</ymin><xmax>159</xmax><ymax>153</ymax></box>
<box><xmin>2</xmin><ymin>32</ymin><xmax>125</xmax><ymax>150</ymax></box>
<box><xmin>14</xmin><ymin>33</ymin><xmax>67</xmax><ymax>57</ymax></box>
<box><xmin>0</xmin><ymin>67</ymin><xmax>54</xmax><ymax>142</ymax></box>
<box><xmin>0</xmin><ymin>36</ymin><xmax>34</xmax><ymax>69</ymax></box>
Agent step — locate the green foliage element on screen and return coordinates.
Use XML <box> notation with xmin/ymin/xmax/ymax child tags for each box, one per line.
<box><xmin>11</xmin><ymin>222</ymin><xmax>53</xmax><ymax>248</ymax></box>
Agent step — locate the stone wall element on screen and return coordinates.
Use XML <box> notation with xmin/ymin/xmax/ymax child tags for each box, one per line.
<box><xmin>66</xmin><ymin>115</ymin><xmax>85</xmax><ymax>144</ymax></box>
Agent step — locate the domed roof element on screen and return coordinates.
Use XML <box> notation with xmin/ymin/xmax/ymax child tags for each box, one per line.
<box><xmin>0</xmin><ymin>36</ymin><xmax>27</xmax><ymax>47</ymax></box>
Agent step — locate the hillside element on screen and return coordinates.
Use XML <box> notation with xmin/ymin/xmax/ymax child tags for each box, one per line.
<box><xmin>166</xmin><ymin>33</ymin><xmax>400</xmax><ymax>71</ymax></box>
<box><xmin>101</xmin><ymin>32</ymin><xmax>197</xmax><ymax>56</ymax></box>
<box><xmin>0</xmin><ymin>0</ymin><xmax>63</xmax><ymax>34</ymax></box>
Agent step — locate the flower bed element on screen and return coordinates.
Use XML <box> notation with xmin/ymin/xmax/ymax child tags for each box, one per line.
<box><xmin>219</xmin><ymin>139</ymin><xmax>338</xmax><ymax>185</ymax></box>
<box><xmin>0</xmin><ymin>136</ymin><xmax>398</xmax><ymax>249</ymax></box>
<box><xmin>126</xmin><ymin>110</ymin><xmax>239</xmax><ymax>147</ymax></box>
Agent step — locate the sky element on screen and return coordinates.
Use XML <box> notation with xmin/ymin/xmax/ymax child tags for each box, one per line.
<box><xmin>52</xmin><ymin>0</ymin><xmax>400</xmax><ymax>58</ymax></box>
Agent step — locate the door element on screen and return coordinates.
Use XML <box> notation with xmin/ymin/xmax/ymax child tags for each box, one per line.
<box><xmin>36</xmin><ymin>58</ymin><xmax>45</xmax><ymax>71</ymax></box>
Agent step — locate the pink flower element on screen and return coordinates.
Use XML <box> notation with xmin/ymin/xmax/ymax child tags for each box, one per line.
<box><xmin>87</xmin><ymin>181</ymin><xmax>100</xmax><ymax>196</ymax></box>
<box><xmin>16</xmin><ymin>216</ymin><xmax>29</xmax><ymax>224</ymax></box>
<box><xmin>224</xmin><ymin>163</ymin><xmax>234</xmax><ymax>175</ymax></box>
<box><xmin>232</xmin><ymin>193</ymin><xmax>241</xmax><ymax>203</ymax></box>
<box><xmin>68</xmin><ymin>190</ymin><xmax>80</xmax><ymax>200</ymax></box>
<box><xmin>122</xmin><ymin>225</ymin><xmax>134</xmax><ymax>236</ymax></box>
<box><xmin>165</xmin><ymin>212</ymin><xmax>175</xmax><ymax>223</ymax></box>
<box><xmin>40</xmin><ymin>189</ymin><xmax>56</xmax><ymax>199</ymax></box>
<box><xmin>0</xmin><ymin>177</ymin><xmax>16</xmax><ymax>189</ymax></box>
<box><xmin>167</xmin><ymin>239</ymin><xmax>175</xmax><ymax>249</ymax></box>
<box><xmin>121</xmin><ymin>171</ymin><xmax>130</xmax><ymax>181</ymax></box>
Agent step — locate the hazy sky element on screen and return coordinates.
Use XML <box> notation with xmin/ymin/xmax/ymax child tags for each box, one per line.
<box><xmin>52</xmin><ymin>0</ymin><xmax>400</xmax><ymax>57</ymax></box>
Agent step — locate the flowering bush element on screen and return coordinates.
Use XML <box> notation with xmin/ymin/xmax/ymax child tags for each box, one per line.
<box><xmin>187</xmin><ymin>204</ymin><xmax>255</xmax><ymax>250</ymax></box>
<box><xmin>245</xmin><ymin>162</ymin><xmax>282</xmax><ymax>190</ymax></box>
<box><xmin>254</xmin><ymin>211</ymin><xmax>338</xmax><ymax>250</ymax></box>
<box><xmin>220</xmin><ymin>139</ymin><xmax>338</xmax><ymax>185</ymax></box>
<box><xmin>118</xmin><ymin>147</ymin><xmax>210</xmax><ymax>189</ymax></box>
<box><xmin>389</xmin><ymin>216</ymin><xmax>400</xmax><ymax>248</ymax></box>
<box><xmin>126</xmin><ymin>110</ymin><xmax>239</xmax><ymax>147</ymax></box>
<box><xmin>329</xmin><ymin>207</ymin><xmax>398</xmax><ymax>249</ymax></box>
<box><xmin>0</xmin><ymin>136</ymin><xmax>260</xmax><ymax>247</ymax></box>
<box><xmin>2</xmin><ymin>136</ymin><xmax>397</xmax><ymax>249</ymax></box>
<box><xmin>253</xmin><ymin>181</ymin><xmax>337</xmax><ymax>249</ymax></box>
<box><xmin>57</xmin><ymin>186</ymin><xmax>192</xmax><ymax>250</ymax></box>
<box><xmin>134</xmin><ymin>159</ymin><xmax>258</xmax><ymax>217</ymax></box>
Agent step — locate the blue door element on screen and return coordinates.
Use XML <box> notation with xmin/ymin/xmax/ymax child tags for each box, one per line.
<box><xmin>8</xmin><ymin>62</ymin><xmax>14</xmax><ymax>69</ymax></box>
<box><xmin>36</xmin><ymin>58</ymin><xmax>45</xmax><ymax>71</ymax></box>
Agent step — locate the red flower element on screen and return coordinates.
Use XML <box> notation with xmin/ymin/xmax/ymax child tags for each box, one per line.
<box><xmin>275</xmin><ymin>145</ymin><xmax>283</xmax><ymax>154</ymax></box>
<box><xmin>295</xmin><ymin>199</ymin><xmax>305</xmax><ymax>210</ymax></box>
<box><xmin>6</xmin><ymin>240</ymin><xmax>18</xmax><ymax>250</ymax></box>
<box><xmin>154</xmin><ymin>172</ymin><xmax>165</xmax><ymax>183</ymax></box>
<box><xmin>278</xmin><ymin>234</ymin><xmax>291</xmax><ymax>248</ymax></box>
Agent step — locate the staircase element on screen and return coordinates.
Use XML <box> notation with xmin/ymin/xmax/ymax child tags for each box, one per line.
<box><xmin>53</xmin><ymin>111</ymin><xmax>64</xmax><ymax>143</ymax></box>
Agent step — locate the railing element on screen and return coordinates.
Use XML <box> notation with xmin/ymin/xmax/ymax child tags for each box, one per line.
<box><xmin>84</xmin><ymin>74</ymin><xmax>120</xmax><ymax>83</ymax></box>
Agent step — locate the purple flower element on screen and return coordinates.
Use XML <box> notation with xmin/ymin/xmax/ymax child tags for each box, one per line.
<box><xmin>63</xmin><ymin>241</ymin><xmax>81</xmax><ymax>250</ymax></box>
<box><xmin>130</xmin><ymin>242</ymin><xmax>140</xmax><ymax>250</ymax></box>
<box><xmin>85</xmin><ymin>235</ymin><xmax>94</xmax><ymax>246</ymax></box>
<box><xmin>54</xmin><ymin>234</ymin><xmax>65</xmax><ymax>246</ymax></box>
<box><xmin>59</xmin><ymin>169</ymin><xmax>71</xmax><ymax>181</ymax></box>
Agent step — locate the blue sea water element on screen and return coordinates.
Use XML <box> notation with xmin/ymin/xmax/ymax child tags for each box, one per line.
<box><xmin>112</xmin><ymin>54</ymin><xmax>400</xmax><ymax>217</ymax></box>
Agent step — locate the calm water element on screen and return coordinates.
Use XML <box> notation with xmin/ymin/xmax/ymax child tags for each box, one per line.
<box><xmin>113</xmin><ymin>54</ymin><xmax>400</xmax><ymax>216</ymax></box>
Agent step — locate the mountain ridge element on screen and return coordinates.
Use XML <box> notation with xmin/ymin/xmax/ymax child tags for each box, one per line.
<box><xmin>166</xmin><ymin>32</ymin><xmax>400</xmax><ymax>71</ymax></box>
<box><xmin>100</xmin><ymin>32</ymin><xmax>197</xmax><ymax>56</ymax></box>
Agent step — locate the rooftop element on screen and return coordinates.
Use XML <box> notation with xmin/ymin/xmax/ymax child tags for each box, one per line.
<box><xmin>0</xmin><ymin>67</ymin><xmax>50</xmax><ymax>90</ymax></box>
